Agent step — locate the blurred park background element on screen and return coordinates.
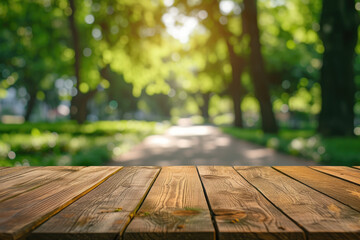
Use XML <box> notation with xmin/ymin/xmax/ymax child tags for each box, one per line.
<box><xmin>0</xmin><ymin>0</ymin><xmax>359</xmax><ymax>167</ymax></box>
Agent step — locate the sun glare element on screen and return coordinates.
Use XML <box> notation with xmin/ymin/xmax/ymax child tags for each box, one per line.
<box><xmin>162</xmin><ymin>7</ymin><xmax>199</xmax><ymax>44</ymax></box>
<box><xmin>219</xmin><ymin>0</ymin><xmax>235</xmax><ymax>15</ymax></box>
<box><xmin>163</xmin><ymin>0</ymin><xmax>174</xmax><ymax>7</ymax></box>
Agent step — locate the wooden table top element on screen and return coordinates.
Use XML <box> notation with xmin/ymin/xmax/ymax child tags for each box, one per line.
<box><xmin>0</xmin><ymin>166</ymin><xmax>359</xmax><ymax>240</ymax></box>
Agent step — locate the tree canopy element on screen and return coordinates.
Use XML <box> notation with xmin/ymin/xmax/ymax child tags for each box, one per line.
<box><xmin>1</xmin><ymin>0</ymin><xmax>360</xmax><ymax>137</ymax></box>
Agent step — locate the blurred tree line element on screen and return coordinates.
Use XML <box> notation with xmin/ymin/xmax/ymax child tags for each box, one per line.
<box><xmin>1</xmin><ymin>0</ymin><xmax>360</xmax><ymax>137</ymax></box>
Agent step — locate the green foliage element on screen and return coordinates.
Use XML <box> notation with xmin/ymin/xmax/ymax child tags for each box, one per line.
<box><xmin>0</xmin><ymin>120</ymin><xmax>160</xmax><ymax>135</ymax></box>
<box><xmin>223</xmin><ymin>127</ymin><xmax>360</xmax><ymax>165</ymax></box>
<box><xmin>0</xmin><ymin>120</ymin><xmax>168</xmax><ymax>166</ymax></box>
<box><xmin>0</xmin><ymin>0</ymin><xmax>359</xmax><ymax>138</ymax></box>
<box><xmin>0</xmin><ymin>0</ymin><xmax>70</xmax><ymax>104</ymax></box>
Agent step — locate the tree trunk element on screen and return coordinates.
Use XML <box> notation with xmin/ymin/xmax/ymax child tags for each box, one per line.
<box><xmin>242</xmin><ymin>0</ymin><xmax>278</xmax><ymax>133</ymax></box>
<box><xmin>68</xmin><ymin>0</ymin><xmax>96</xmax><ymax>124</ymax></box>
<box><xmin>230</xmin><ymin>82</ymin><xmax>243</xmax><ymax>128</ymax></box>
<box><xmin>24</xmin><ymin>90</ymin><xmax>37</xmax><ymax>121</ymax></box>
<box><xmin>318</xmin><ymin>0</ymin><xmax>359</xmax><ymax>136</ymax></box>
<box><xmin>200</xmin><ymin>92</ymin><xmax>211</xmax><ymax>122</ymax></box>
<box><xmin>226</xmin><ymin>39</ymin><xmax>245</xmax><ymax>128</ymax></box>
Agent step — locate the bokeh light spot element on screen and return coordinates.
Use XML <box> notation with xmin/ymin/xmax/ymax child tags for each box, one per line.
<box><xmin>85</xmin><ymin>14</ymin><xmax>94</xmax><ymax>24</ymax></box>
<box><xmin>8</xmin><ymin>151</ymin><xmax>16</xmax><ymax>160</ymax></box>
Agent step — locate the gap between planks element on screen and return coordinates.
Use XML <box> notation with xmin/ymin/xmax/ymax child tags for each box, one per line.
<box><xmin>0</xmin><ymin>166</ymin><xmax>86</xmax><ymax>203</ymax></box>
<box><xmin>1</xmin><ymin>166</ymin><xmax>360</xmax><ymax>240</ymax></box>
<box><xmin>0</xmin><ymin>166</ymin><xmax>121</xmax><ymax>240</ymax></box>
<box><xmin>310</xmin><ymin>166</ymin><xmax>360</xmax><ymax>186</ymax></box>
<box><xmin>197</xmin><ymin>166</ymin><xmax>305</xmax><ymax>240</ymax></box>
<box><xmin>273</xmin><ymin>166</ymin><xmax>360</xmax><ymax>212</ymax></box>
<box><xmin>124</xmin><ymin>166</ymin><xmax>215</xmax><ymax>240</ymax></box>
<box><xmin>235</xmin><ymin>166</ymin><xmax>360</xmax><ymax>240</ymax></box>
<box><xmin>30</xmin><ymin>166</ymin><xmax>160</xmax><ymax>240</ymax></box>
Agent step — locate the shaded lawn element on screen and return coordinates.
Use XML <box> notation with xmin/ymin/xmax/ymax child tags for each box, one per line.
<box><xmin>222</xmin><ymin>127</ymin><xmax>360</xmax><ymax>166</ymax></box>
<box><xmin>0</xmin><ymin>121</ymin><xmax>168</xmax><ymax>166</ymax></box>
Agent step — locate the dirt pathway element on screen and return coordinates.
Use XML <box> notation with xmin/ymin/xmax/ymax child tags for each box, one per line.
<box><xmin>109</xmin><ymin>122</ymin><xmax>319</xmax><ymax>166</ymax></box>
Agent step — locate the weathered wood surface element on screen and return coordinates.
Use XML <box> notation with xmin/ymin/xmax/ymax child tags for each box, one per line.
<box><xmin>124</xmin><ymin>166</ymin><xmax>215</xmax><ymax>240</ymax></box>
<box><xmin>198</xmin><ymin>166</ymin><xmax>305</xmax><ymax>240</ymax></box>
<box><xmin>235</xmin><ymin>166</ymin><xmax>360</xmax><ymax>240</ymax></box>
<box><xmin>0</xmin><ymin>166</ymin><xmax>359</xmax><ymax>240</ymax></box>
<box><xmin>30</xmin><ymin>166</ymin><xmax>160</xmax><ymax>240</ymax></box>
<box><xmin>0</xmin><ymin>166</ymin><xmax>121</xmax><ymax>240</ymax></box>
<box><xmin>0</xmin><ymin>166</ymin><xmax>85</xmax><ymax>203</ymax></box>
<box><xmin>310</xmin><ymin>166</ymin><xmax>360</xmax><ymax>185</ymax></box>
<box><xmin>0</xmin><ymin>166</ymin><xmax>37</xmax><ymax>179</ymax></box>
<box><xmin>274</xmin><ymin>166</ymin><xmax>360</xmax><ymax>212</ymax></box>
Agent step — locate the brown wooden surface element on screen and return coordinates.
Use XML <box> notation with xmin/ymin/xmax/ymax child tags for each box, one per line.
<box><xmin>0</xmin><ymin>166</ymin><xmax>359</xmax><ymax>240</ymax></box>
<box><xmin>310</xmin><ymin>166</ymin><xmax>360</xmax><ymax>185</ymax></box>
<box><xmin>0</xmin><ymin>166</ymin><xmax>37</xmax><ymax>179</ymax></box>
<box><xmin>235</xmin><ymin>166</ymin><xmax>360</xmax><ymax>240</ymax></box>
<box><xmin>124</xmin><ymin>166</ymin><xmax>215</xmax><ymax>240</ymax></box>
<box><xmin>0</xmin><ymin>166</ymin><xmax>121</xmax><ymax>240</ymax></box>
<box><xmin>30</xmin><ymin>166</ymin><xmax>160</xmax><ymax>240</ymax></box>
<box><xmin>0</xmin><ymin>166</ymin><xmax>24</xmax><ymax>176</ymax></box>
<box><xmin>274</xmin><ymin>166</ymin><xmax>360</xmax><ymax>212</ymax></box>
<box><xmin>0</xmin><ymin>166</ymin><xmax>84</xmax><ymax>203</ymax></box>
<box><xmin>198</xmin><ymin>166</ymin><xmax>305</xmax><ymax>240</ymax></box>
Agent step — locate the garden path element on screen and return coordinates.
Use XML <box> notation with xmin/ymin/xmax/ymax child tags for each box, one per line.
<box><xmin>109</xmin><ymin>119</ymin><xmax>319</xmax><ymax>166</ymax></box>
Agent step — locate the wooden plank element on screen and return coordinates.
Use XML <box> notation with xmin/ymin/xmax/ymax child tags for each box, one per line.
<box><xmin>0</xmin><ymin>166</ymin><xmax>85</xmax><ymax>202</ymax></box>
<box><xmin>274</xmin><ymin>166</ymin><xmax>360</xmax><ymax>212</ymax></box>
<box><xmin>353</xmin><ymin>166</ymin><xmax>360</xmax><ymax>169</ymax></box>
<box><xmin>0</xmin><ymin>166</ymin><xmax>121</xmax><ymax>240</ymax></box>
<box><xmin>30</xmin><ymin>166</ymin><xmax>160</xmax><ymax>240</ymax></box>
<box><xmin>198</xmin><ymin>166</ymin><xmax>305</xmax><ymax>240</ymax></box>
<box><xmin>0</xmin><ymin>166</ymin><xmax>35</xmax><ymax>179</ymax></box>
<box><xmin>124</xmin><ymin>166</ymin><xmax>214</xmax><ymax>240</ymax></box>
<box><xmin>310</xmin><ymin>166</ymin><xmax>360</xmax><ymax>185</ymax></box>
<box><xmin>235</xmin><ymin>166</ymin><xmax>360</xmax><ymax>240</ymax></box>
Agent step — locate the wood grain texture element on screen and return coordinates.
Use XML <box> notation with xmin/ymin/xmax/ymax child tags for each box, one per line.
<box><xmin>30</xmin><ymin>166</ymin><xmax>160</xmax><ymax>240</ymax></box>
<box><xmin>310</xmin><ymin>166</ymin><xmax>360</xmax><ymax>185</ymax></box>
<box><xmin>0</xmin><ymin>166</ymin><xmax>36</xmax><ymax>179</ymax></box>
<box><xmin>124</xmin><ymin>166</ymin><xmax>214</xmax><ymax>240</ymax></box>
<box><xmin>0</xmin><ymin>166</ymin><xmax>84</xmax><ymax>202</ymax></box>
<box><xmin>274</xmin><ymin>166</ymin><xmax>360</xmax><ymax>212</ymax></box>
<box><xmin>0</xmin><ymin>166</ymin><xmax>121</xmax><ymax>240</ymax></box>
<box><xmin>235</xmin><ymin>166</ymin><xmax>360</xmax><ymax>240</ymax></box>
<box><xmin>353</xmin><ymin>167</ymin><xmax>360</xmax><ymax>169</ymax></box>
<box><xmin>198</xmin><ymin>166</ymin><xmax>305</xmax><ymax>240</ymax></box>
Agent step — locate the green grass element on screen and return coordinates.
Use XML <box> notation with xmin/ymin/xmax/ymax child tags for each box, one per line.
<box><xmin>0</xmin><ymin>120</ymin><xmax>169</xmax><ymax>166</ymax></box>
<box><xmin>222</xmin><ymin>127</ymin><xmax>360</xmax><ymax>166</ymax></box>
<box><xmin>0</xmin><ymin>120</ymin><xmax>161</xmax><ymax>135</ymax></box>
